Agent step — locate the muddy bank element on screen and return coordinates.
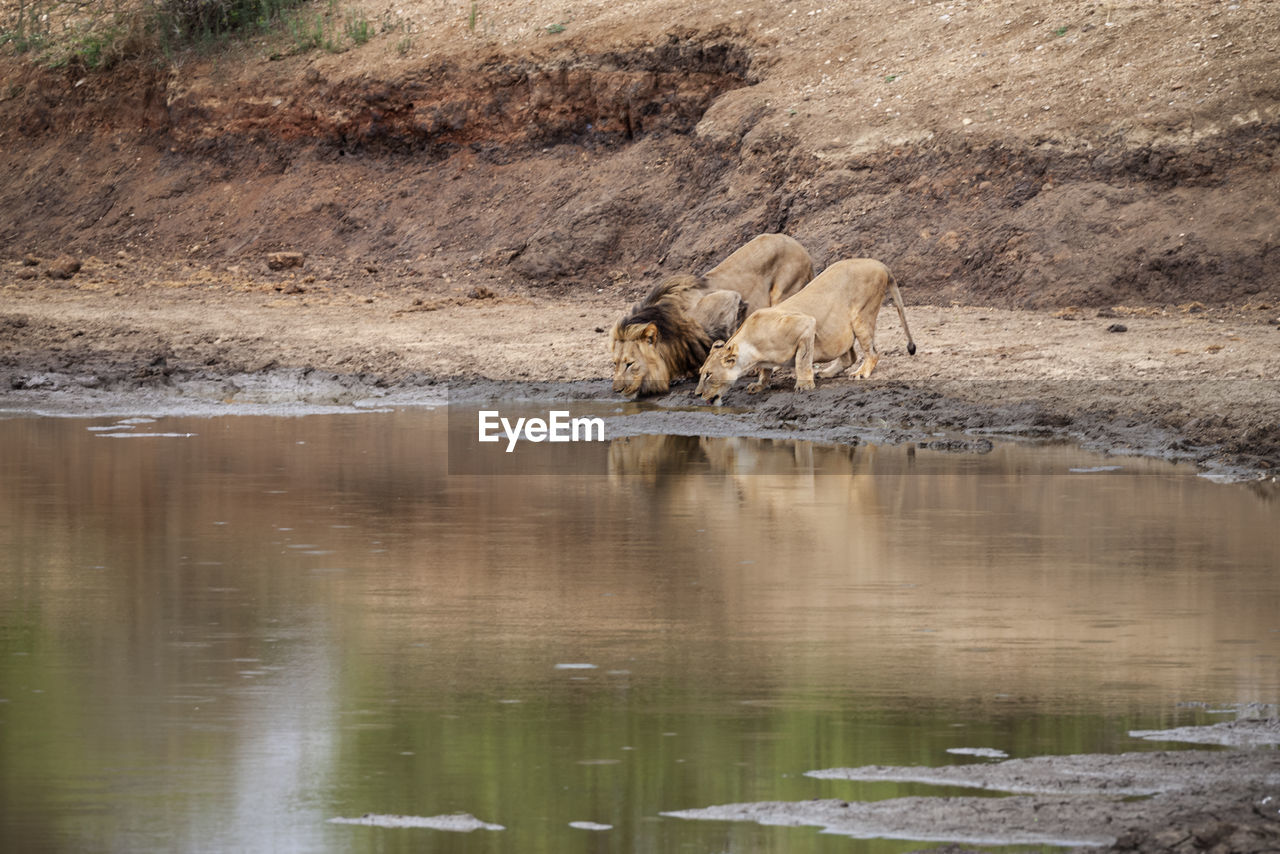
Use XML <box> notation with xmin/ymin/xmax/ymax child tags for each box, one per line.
<box><xmin>5</xmin><ymin>360</ymin><xmax>1280</xmax><ymax>488</ymax></box>
<box><xmin>2</xmin><ymin>280</ymin><xmax>1279</xmax><ymax>482</ymax></box>
<box><xmin>5</xmin><ymin>363</ymin><xmax>1278</xmax><ymax>487</ymax></box>
<box><xmin>4</xmin><ymin>256</ymin><xmax>1278</xmax><ymax>482</ymax></box>
<box><xmin>664</xmin><ymin>717</ymin><xmax>1280</xmax><ymax>852</ymax></box>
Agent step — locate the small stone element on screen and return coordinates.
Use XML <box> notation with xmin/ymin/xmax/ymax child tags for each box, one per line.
<box><xmin>266</xmin><ymin>251</ymin><xmax>305</xmax><ymax>271</ymax></box>
<box><xmin>1107</xmin><ymin>323</ymin><xmax>1128</xmax><ymax>333</ymax></box>
<box><xmin>45</xmin><ymin>255</ymin><xmax>82</xmax><ymax>279</ymax></box>
<box><xmin>21</xmin><ymin>253</ymin><xmax>39</xmax><ymax>266</ymax></box>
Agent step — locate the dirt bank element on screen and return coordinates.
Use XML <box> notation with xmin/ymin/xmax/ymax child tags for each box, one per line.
<box><xmin>2</xmin><ymin>0</ymin><xmax>1279</xmax><ymax>309</ymax></box>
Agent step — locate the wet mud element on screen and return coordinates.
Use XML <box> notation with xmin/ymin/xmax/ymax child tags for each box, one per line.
<box><xmin>665</xmin><ymin>716</ymin><xmax>1280</xmax><ymax>852</ymax></box>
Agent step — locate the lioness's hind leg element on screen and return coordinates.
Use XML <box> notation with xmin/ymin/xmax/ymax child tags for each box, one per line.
<box><xmin>851</xmin><ymin>314</ymin><xmax>880</xmax><ymax>379</ymax></box>
<box><xmin>793</xmin><ymin>320</ymin><xmax>818</xmax><ymax>391</ymax></box>
<box><xmin>746</xmin><ymin>368</ymin><xmax>773</xmax><ymax>394</ymax></box>
<box><xmin>817</xmin><ymin>350</ymin><xmax>855</xmax><ymax>378</ymax></box>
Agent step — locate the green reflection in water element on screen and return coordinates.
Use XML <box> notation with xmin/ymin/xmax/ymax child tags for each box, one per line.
<box><xmin>0</xmin><ymin>409</ymin><xmax>1275</xmax><ymax>853</ymax></box>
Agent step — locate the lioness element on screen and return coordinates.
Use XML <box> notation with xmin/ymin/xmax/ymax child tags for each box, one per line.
<box><xmin>695</xmin><ymin>258</ymin><xmax>916</xmax><ymax>405</ymax></box>
<box><xmin>610</xmin><ymin>233</ymin><xmax>813</xmax><ymax>398</ymax></box>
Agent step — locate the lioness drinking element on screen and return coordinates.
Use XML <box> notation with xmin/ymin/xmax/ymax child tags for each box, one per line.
<box><xmin>609</xmin><ymin>233</ymin><xmax>813</xmax><ymax>398</ymax></box>
<box><xmin>695</xmin><ymin>258</ymin><xmax>916</xmax><ymax>405</ymax></box>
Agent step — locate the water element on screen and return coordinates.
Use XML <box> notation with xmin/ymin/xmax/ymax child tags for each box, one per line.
<box><xmin>1</xmin><ymin>408</ymin><xmax>1277</xmax><ymax>853</ymax></box>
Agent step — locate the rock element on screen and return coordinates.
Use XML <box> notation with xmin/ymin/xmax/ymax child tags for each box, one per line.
<box><xmin>266</xmin><ymin>251</ymin><xmax>305</xmax><ymax>271</ymax></box>
<box><xmin>21</xmin><ymin>253</ymin><xmax>39</xmax><ymax>266</ymax></box>
<box><xmin>282</xmin><ymin>282</ymin><xmax>305</xmax><ymax>295</ymax></box>
<box><xmin>44</xmin><ymin>255</ymin><xmax>82</xmax><ymax>279</ymax></box>
<box><xmin>1107</xmin><ymin>323</ymin><xmax>1129</xmax><ymax>333</ymax></box>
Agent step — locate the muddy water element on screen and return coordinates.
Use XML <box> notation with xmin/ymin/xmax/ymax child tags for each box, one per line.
<box><xmin>1</xmin><ymin>408</ymin><xmax>1277</xmax><ymax>853</ymax></box>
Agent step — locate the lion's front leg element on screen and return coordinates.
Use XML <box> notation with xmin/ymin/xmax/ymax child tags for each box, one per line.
<box><xmin>746</xmin><ymin>368</ymin><xmax>773</xmax><ymax>394</ymax></box>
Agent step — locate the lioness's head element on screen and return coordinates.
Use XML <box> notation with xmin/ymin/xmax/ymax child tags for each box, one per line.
<box><xmin>696</xmin><ymin>340</ymin><xmax>743</xmax><ymax>406</ymax></box>
<box><xmin>609</xmin><ymin>321</ymin><xmax>670</xmax><ymax>399</ymax></box>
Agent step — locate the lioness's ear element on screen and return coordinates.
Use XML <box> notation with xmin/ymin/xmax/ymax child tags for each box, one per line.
<box><xmin>641</xmin><ymin>323</ymin><xmax>658</xmax><ymax>344</ymax></box>
<box><xmin>710</xmin><ymin>340</ymin><xmax>726</xmax><ymax>350</ymax></box>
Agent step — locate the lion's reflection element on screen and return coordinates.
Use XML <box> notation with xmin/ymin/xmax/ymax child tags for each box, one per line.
<box><xmin>607</xmin><ymin>433</ymin><xmax>864</xmax><ymax>480</ymax></box>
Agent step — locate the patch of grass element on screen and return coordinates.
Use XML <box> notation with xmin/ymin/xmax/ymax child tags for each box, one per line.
<box><xmin>1</xmin><ymin>0</ymin><xmax>388</xmax><ymax>68</ymax></box>
<box><xmin>1052</xmin><ymin>25</ymin><xmax>1069</xmax><ymax>37</ymax></box>
<box><xmin>287</xmin><ymin>11</ymin><xmax>326</xmax><ymax>53</ymax></box>
<box><xmin>69</xmin><ymin>28</ymin><xmax>123</xmax><ymax>68</ymax></box>
<box><xmin>468</xmin><ymin>2</ymin><xmax>478</xmax><ymax>33</ymax></box>
<box><xmin>156</xmin><ymin>0</ymin><xmax>310</xmax><ymax>41</ymax></box>
<box><xmin>545</xmin><ymin>22</ymin><xmax>566</xmax><ymax>34</ymax></box>
<box><xmin>344</xmin><ymin>11</ymin><xmax>371</xmax><ymax>45</ymax></box>
<box><xmin>1</xmin><ymin>0</ymin><xmax>53</xmax><ymax>54</ymax></box>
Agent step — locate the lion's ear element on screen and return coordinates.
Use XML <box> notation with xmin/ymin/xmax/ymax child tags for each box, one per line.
<box><xmin>641</xmin><ymin>323</ymin><xmax>658</xmax><ymax>344</ymax></box>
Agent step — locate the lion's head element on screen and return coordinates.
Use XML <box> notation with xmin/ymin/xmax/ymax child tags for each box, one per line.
<box><xmin>695</xmin><ymin>340</ymin><xmax>745</xmax><ymax>406</ymax></box>
<box><xmin>610</xmin><ymin>321</ymin><xmax>671</xmax><ymax>398</ymax></box>
<box><xmin>609</xmin><ymin>277</ymin><xmax>713</xmax><ymax>398</ymax></box>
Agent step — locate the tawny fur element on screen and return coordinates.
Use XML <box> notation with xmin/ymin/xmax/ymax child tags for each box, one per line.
<box><xmin>608</xmin><ymin>233</ymin><xmax>814</xmax><ymax>398</ymax></box>
<box><xmin>610</xmin><ymin>276</ymin><xmax>716</xmax><ymax>397</ymax></box>
<box><xmin>696</xmin><ymin>258</ymin><xmax>917</xmax><ymax>404</ymax></box>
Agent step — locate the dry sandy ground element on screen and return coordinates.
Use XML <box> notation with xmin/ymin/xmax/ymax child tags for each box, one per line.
<box><xmin>2</xmin><ymin>266</ymin><xmax>1278</xmax><ymax>482</ymax></box>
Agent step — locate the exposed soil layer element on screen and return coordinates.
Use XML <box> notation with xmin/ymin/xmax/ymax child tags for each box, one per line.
<box><xmin>2</xmin><ymin>1</ymin><xmax>1279</xmax><ymax>309</ymax></box>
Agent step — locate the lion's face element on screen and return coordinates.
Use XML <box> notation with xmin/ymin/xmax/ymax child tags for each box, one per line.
<box><xmin>696</xmin><ymin>341</ymin><xmax>742</xmax><ymax>406</ymax></box>
<box><xmin>610</xmin><ymin>322</ymin><xmax>665</xmax><ymax>398</ymax></box>
<box><xmin>611</xmin><ymin>338</ymin><xmax>650</xmax><ymax>398</ymax></box>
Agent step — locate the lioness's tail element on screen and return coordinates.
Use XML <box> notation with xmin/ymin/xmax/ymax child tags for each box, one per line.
<box><xmin>886</xmin><ymin>270</ymin><xmax>917</xmax><ymax>356</ymax></box>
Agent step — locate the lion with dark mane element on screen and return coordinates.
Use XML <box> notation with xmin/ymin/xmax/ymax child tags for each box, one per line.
<box><xmin>609</xmin><ymin>276</ymin><xmax>738</xmax><ymax>398</ymax></box>
<box><xmin>610</xmin><ymin>234</ymin><xmax>813</xmax><ymax>398</ymax></box>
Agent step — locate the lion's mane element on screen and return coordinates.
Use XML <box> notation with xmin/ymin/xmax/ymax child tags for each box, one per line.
<box><xmin>609</xmin><ymin>275</ymin><xmax>714</xmax><ymax>396</ymax></box>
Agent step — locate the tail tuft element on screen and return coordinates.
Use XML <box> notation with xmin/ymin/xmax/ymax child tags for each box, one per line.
<box><xmin>907</xmin><ymin>342</ymin><xmax>917</xmax><ymax>356</ymax></box>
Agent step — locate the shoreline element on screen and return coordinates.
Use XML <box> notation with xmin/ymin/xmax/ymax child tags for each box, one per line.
<box><xmin>1</xmin><ymin>275</ymin><xmax>1278</xmax><ymax>484</ymax></box>
<box><xmin>2</xmin><ymin>367</ymin><xmax>1276</xmax><ymax>486</ymax></box>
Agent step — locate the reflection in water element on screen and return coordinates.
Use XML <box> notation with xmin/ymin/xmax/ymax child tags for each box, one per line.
<box><xmin>0</xmin><ymin>410</ymin><xmax>1277</xmax><ymax>853</ymax></box>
